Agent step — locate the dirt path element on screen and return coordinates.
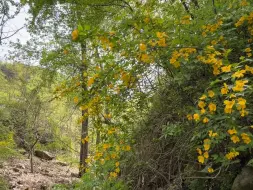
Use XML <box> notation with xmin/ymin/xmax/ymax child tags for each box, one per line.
<box><xmin>0</xmin><ymin>156</ymin><xmax>79</xmax><ymax>190</ymax></box>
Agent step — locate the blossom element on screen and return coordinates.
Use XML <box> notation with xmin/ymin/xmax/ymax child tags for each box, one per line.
<box><xmin>224</xmin><ymin>99</ymin><xmax>235</xmax><ymax>113</ymax></box>
<box><xmin>199</xmin><ymin>94</ymin><xmax>207</xmax><ymax>100</ymax></box>
<box><xmin>110</xmin><ymin>172</ymin><xmax>118</xmax><ymax>178</ymax></box>
<box><xmin>237</xmin><ymin>97</ymin><xmax>246</xmax><ymax>110</ymax></box>
<box><xmin>203</xmin><ymin>151</ymin><xmax>209</xmax><ymax>159</ymax></box>
<box><xmin>193</xmin><ymin>113</ymin><xmax>200</xmax><ymax>121</ymax></box>
<box><xmin>139</xmin><ymin>43</ymin><xmax>147</xmax><ymax>51</ymax></box>
<box><xmin>208</xmin><ymin>167</ymin><xmax>214</xmax><ymax>173</ymax></box>
<box><xmin>241</xmin><ymin>133</ymin><xmax>251</xmax><ymax>144</ymax></box>
<box><xmin>198</xmin><ymin>101</ymin><xmax>206</xmax><ymax>109</ymax></box>
<box><xmin>208</xmin><ymin>103</ymin><xmax>216</xmax><ymax>113</ymax></box>
<box><xmin>197</xmin><ymin>148</ymin><xmax>202</xmax><ymax>155</ymax></box>
<box><xmin>74</xmin><ymin>97</ymin><xmax>79</xmax><ymax>104</ymax></box>
<box><xmin>232</xmin><ymin>80</ymin><xmax>248</xmax><ymax>92</ymax></box>
<box><xmin>203</xmin><ymin>139</ymin><xmax>211</xmax><ymax>151</ymax></box>
<box><xmin>209</xmin><ymin>130</ymin><xmax>218</xmax><ymax>137</ymax></box>
<box><xmin>72</xmin><ymin>29</ymin><xmax>79</xmax><ymax>40</ymax></box>
<box><xmin>208</xmin><ymin>90</ymin><xmax>215</xmax><ymax>98</ymax></box>
<box><xmin>231</xmin><ymin>135</ymin><xmax>240</xmax><ymax>143</ymax></box>
<box><xmin>221</xmin><ymin>65</ymin><xmax>231</xmax><ymax>72</ymax></box>
<box><xmin>232</xmin><ymin>70</ymin><xmax>246</xmax><ymax>78</ymax></box>
<box><xmin>227</xmin><ymin>128</ymin><xmax>237</xmax><ymax>135</ymax></box>
<box><xmin>141</xmin><ymin>54</ymin><xmax>150</xmax><ymax>63</ymax></box>
<box><xmin>203</xmin><ymin>117</ymin><xmax>209</xmax><ymax>123</ymax></box>
<box><xmin>187</xmin><ymin>114</ymin><xmax>192</xmax><ymax>120</ymax></box>
<box><xmin>221</xmin><ymin>83</ymin><xmax>229</xmax><ymax>95</ymax></box>
<box><xmin>198</xmin><ymin>155</ymin><xmax>205</xmax><ymax>163</ymax></box>
<box><xmin>225</xmin><ymin>151</ymin><xmax>239</xmax><ymax>160</ymax></box>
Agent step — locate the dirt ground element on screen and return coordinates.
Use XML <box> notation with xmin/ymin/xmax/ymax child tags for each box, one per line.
<box><xmin>0</xmin><ymin>156</ymin><xmax>79</xmax><ymax>190</ymax></box>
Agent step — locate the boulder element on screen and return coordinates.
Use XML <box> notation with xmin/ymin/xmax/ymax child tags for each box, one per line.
<box><xmin>34</xmin><ymin>150</ymin><xmax>55</xmax><ymax>160</ymax></box>
<box><xmin>232</xmin><ymin>166</ymin><xmax>253</xmax><ymax>190</ymax></box>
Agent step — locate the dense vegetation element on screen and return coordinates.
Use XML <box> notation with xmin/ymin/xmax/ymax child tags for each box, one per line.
<box><xmin>1</xmin><ymin>0</ymin><xmax>253</xmax><ymax>189</ymax></box>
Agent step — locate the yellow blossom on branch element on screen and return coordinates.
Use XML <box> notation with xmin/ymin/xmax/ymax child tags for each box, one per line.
<box><xmin>231</xmin><ymin>135</ymin><xmax>240</xmax><ymax>143</ymax></box>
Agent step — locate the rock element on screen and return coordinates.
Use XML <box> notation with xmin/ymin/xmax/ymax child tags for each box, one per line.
<box><xmin>12</xmin><ymin>168</ymin><xmax>20</xmax><ymax>172</ymax></box>
<box><xmin>71</xmin><ymin>172</ymin><xmax>79</xmax><ymax>178</ymax></box>
<box><xmin>232</xmin><ymin>166</ymin><xmax>253</xmax><ymax>190</ymax></box>
<box><xmin>18</xmin><ymin>149</ymin><xmax>27</xmax><ymax>155</ymax></box>
<box><xmin>16</xmin><ymin>163</ymin><xmax>25</xmax><ymax>169</ymax></box>
<box><xmin>34</xmin><ymin>150</ymin><xmax>55</xmax><ymax>160</ymax></box>
<box><xmin>53</xmin><ymin>160</ymin><xmax>68</xmax><ymax>166</ymax></box>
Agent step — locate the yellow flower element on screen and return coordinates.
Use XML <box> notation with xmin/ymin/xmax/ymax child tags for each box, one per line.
<box><xmin>241</xmin><ymin>133</ymin><xmax>251</xmax><ymax>144</ymax></box>
<box><xmin>240</xmin><ymin>0</ymin><xmax>249</xmax><ymax>6</ymax></box>
<box><xmin>225</xmin><ymin>151</ymin><xmax>239</xmax><ymax>160</ymax></box>
<box><xmin>115</xmin><ymin>167</ymin><xmax>120</xmax><ymax>173</ymax></box>
<box><xmin>221</xmin><ymin>65</ymin><xmax>231</xmax><ymax>72</ymax></box>
<box><xmin>103</xmin><ymin>144</ymin><xmax>110</xmax><ymax>150</ymax></box>
<box><xmin>199</xmin><ymin>94</ymin><xmax>207</xmax><ymax>100</ymax></box>
<box><xmin>111</xmin><ymin>153</ymin><xmax>117</xmax><ymax>159</ymax></box>
<box><xmin>240</xmin><ymin>109</ymin><xmax>248</xmax><ymax>117</ymax></box>
<box><xmin>197</xmin><ymin>148</ymin><xmax>202</xmax><ymax>155</ymax></box>
<box><xmin>181</xmin><ymin>15</ymin><xmax>191</xmax><ymax>24</ymax></box>
<box><xmin>203</xmin><ymin>139</ymin><xmax>211</xmax><ymax>151</ymax></box>
<box><xmin>232</xmin><ymin>80</ymin><xmax>248</xmax><ymax>92</ymax></box>
<box><xmin>203</xmin><ymin>151</ymin><xmax>209</xmax><ymax>159</ymax></box>
<box><xmin>224</xmin><ymin>99</ymin><xmax>235</xmax><ymax>114</ymax></box>
<box><xmin>125</xmin><ymin>145</ymin><xmax>131</xmax><ymax>151</ymax></box>
<box><xmin>209</xmin><ymin>130</ymin><xmax>218</xmax><ymax>137</ymax></box>
<box><xmin>193</xmin><ymin>113</ymin><xmax>200</xmax><ymax>121</ymax></box>
<box><xmin>156</xmin><ymin>32</ymin><xmax>166</xmax><ymax>39</ymax></box>
<box><xmin>232</xmin><ymin>70</ymin><xmax>246</xmax><ymax>78</ymax></box>
<box><xmin>87</xmin><ymin>77</ymin><xmax>95</xmax><ymax>87</ymax></box>
<box><xmin>72</xmin><ymin>29</ymin><xmax>79</xmax><ymax>40</ymax></box>
<box><xmin>74</xmin><ymin>96</ymin><xmax>79</xmax><ymax>104</ymax></box>
<box><xmin>200</xmin><ymin>109</ymin><xmax>206</xmax><ymax>114</ymax></box>
<box><xmin>208</xmin><ymin>90</ymin><xmax>215</xmax><ymax>98</ymax></box>
<box><xmin>186</xmin><ymin>114</ymin><xmax>192</xmax><ymax>120</ymax></box>
<box><xmin>236</xmin><ymin>97</ymin><xmax>246</xmax><ymax>110</ymax></box>
<box><xmin>157</xmin><ymin>38</ymin><xmax>167</xmax><ymax>47</ymax></box>
<box><xmin>221</xmin><ymin>83</ymin><xmax>229</xmax><ymax>95</ymax></box>
<box><xmin>198</xmin><ymin>101</ymin><xmax>206</xmax><ymax>109</ymax></box>
<box><xmin>139</xmin><ymin>43</ymin><xmax>147</xmax><ymax>51</ymax></box>
<box><xmin>231</xmin><ymin>135</ymin><xmax>240</xmax><ymax>143</ymax></box>
<box><xmin>208</xmin><ymin>103</ymin><xmax>216</xmax><ymax>112</ymax></box>
<box><xmin>208</xmin><ymin>167</ymin><xmax>214</xmax><ymax>173</ymax></box>
<box><xmin>203</xmin><ymin>117</ymin><xmax>209</xmax><ymax>123</ymax></box>
<box><xmin>227</xmin><ymin>128</ymin><xmax>237</xmax><ymax>135</ymax></box>
<box><xmin>110</xmin><ymin>172</ymin><xmax>118</xmax><ymax>178</ymax></box>
<box><xmin>115</xmin><ymin>162</ymin><xmax>120</xmax><ymax>167</ymax></box>
<box><xmin>198</xmin><ymin>155</ymin><xmax>205</xmax><ymax>164</ymax></box>
<box><xmin>245</xmin><ymin>47</ymin><xmax>251</xmax><ymax>52</ymax></box>
<box><xmin>81</xmin><ymin>136</ymin><xmax>89</xmax><ymax>144</ymax></box>
<box><xmin>141</xmin><ymin>54</ymin><xmax>150</xmax><ymax>63</ymax></box>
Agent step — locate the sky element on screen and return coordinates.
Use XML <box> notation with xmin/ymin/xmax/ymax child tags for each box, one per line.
<box><xmin>0</xmin><ymin>5</ymin><xmax>30</xmax><ymax>62</ymax></box>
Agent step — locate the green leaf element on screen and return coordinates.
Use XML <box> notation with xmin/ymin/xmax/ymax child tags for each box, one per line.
<box><xmin>84</xmin><ymin>25</ymin><xmax>91</xmax><ymax>30</ymax></box>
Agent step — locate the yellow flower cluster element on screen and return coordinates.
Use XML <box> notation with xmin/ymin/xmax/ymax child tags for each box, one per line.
<box><xmin>232</xmin><ymin>80</ymin><xmax>248</xmax><ymax>92</ymax></box>
<box><xmin>197</xmin><ymin>47</ymin><xmax>222</xmax><ymax>75</ymax></box>
<box><xmin>170</xmin><ymin>48</ymin><xmax>196</xmax><ymax>68</ymax></box>
<box><xmin>241</xmin><ymin>133</ymin><xmax>251</xmax><ymax>144</ymax></box>
<box><xmin>156</xmin><ymin>32</ymin><xmax>167</xmax><ymax>47</ymax></box>
<box><xmin>235</xmin><ymin>12</ymin><xmax>253</xmax><ymax>36</ymax></box>
<box><xmin>224</xmin><ymin>99</ymin><xmax>235</xmax><ymax>114</ymax></box>
<box><xmin>202</xmin><ymin>19</ymin><xmax>223</xmax><ymax>37</ymax></box>
<box><xmin>225</xmin><ymin>150</ymin><xmax>239</xmax><ymax>160</ymax></box>
<box><xmin>197</xmin><ymin>139</ymin><xmax>211</xmax><ymax>164</ymax></box>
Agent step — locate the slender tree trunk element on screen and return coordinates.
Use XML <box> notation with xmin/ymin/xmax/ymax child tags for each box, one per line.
<box><xmin>30</xmin><ymin>149</ymin><xmax>33</xmax><ymax>173</ymax></box>
<box><xmin>79</xmin><ymin>42</ymin><xmax>89</xmax><ymax>177</ymax></box>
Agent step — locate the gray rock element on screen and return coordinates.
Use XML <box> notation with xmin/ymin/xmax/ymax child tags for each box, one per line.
<box><xmin>53</xmin><ymin>160</ymin><xmax>68</xmax><ymax>166</ymax></box>
<box><xmin>34</xmin><ymin>150</ymin><xmax>55</xmax><ymax>160</ymax></box>
<box><xmin>232</xmin><ymin>166</ymin><xmax>253</xmax><ymax>190</ymax></box>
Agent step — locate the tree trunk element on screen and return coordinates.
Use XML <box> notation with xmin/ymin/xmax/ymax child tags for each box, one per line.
<box><xmin>79</xmin><ymin>42</ymin><xmax>89</xmax><ymax>177</ymax></box>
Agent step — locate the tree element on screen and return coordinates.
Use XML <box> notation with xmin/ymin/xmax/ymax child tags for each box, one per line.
<box><xmin>0</xmin><ymin>0</ymin><xmax>24</xmax><ymax>45</ymax></box>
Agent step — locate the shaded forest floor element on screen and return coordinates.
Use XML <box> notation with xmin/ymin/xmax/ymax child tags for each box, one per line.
<box><xmin>0</xmin><ymin>155</ymin><xmax>79</xmax><ymax>190</ymax></box>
